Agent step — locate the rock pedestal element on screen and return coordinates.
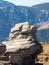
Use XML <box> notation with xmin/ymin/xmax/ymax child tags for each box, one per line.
<box><xmin>1</xmin><ymin>22</ymin><xmax>42</xmax><ymax>65</ymax></box>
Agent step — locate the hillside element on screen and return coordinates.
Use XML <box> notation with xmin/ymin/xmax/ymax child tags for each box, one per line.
<box><xmin>0</xmin><ymin>0</ymin><xmax>49</xmax><ymax>42</ymax></box>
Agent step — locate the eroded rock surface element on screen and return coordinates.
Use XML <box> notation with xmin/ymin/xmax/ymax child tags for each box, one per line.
<box><xmin>0</xmin><ymin>22</ymin><xmax>42</xmax><ymax>65</ymax></box>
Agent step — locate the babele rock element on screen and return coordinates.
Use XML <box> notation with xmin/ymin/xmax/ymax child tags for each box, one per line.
<box><xmin>1</xmin><ymin>22</ymin><xmax>42</xmax><ymax>65</ymax></box>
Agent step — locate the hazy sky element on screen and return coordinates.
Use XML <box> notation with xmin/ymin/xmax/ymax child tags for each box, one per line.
<box><xmin>4</xmin><ymin>0</ymin><xmax>49</xmax><ymax>7</ymax></box>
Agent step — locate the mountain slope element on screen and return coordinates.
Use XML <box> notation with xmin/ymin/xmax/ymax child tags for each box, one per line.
<box><xmin>0</xmin><ymin>1</ymin><xmax>49</xmax><ymax>42</ymax></box>
<box><xmin>32</xmin><ymin>3</ymin><xmax>49</xmax><ymax>42</ymax></box>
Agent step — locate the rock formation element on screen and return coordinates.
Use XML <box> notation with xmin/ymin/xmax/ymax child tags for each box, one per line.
<box><xmin>0</xmin><ymin>22</ymin><xmax>42</xmax><ymax>65</ymax></box>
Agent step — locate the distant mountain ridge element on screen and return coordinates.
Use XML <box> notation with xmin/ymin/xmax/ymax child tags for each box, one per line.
<box><xmin>0</xmin><ymin>0</ymin><xmax>49</xmax><ymax>42</ymax></box>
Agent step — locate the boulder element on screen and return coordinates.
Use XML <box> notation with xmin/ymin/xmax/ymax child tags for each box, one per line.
<box><xmin>2</xmin><ymin>22</ymin><xmax>42</xmax><ymax>65</ymax></box>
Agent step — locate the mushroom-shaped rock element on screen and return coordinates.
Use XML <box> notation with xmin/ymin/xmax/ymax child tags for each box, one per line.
<box><xmin>2</xmin><ymin>22</ymin><xmax>42</xmax><ymax>65</ymax></box>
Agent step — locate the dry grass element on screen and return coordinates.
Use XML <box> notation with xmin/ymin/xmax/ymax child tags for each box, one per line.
<box><xmin>36</xmin><ymin>43</ymin><xmax>49</xmax><ymax>65</ymax></box>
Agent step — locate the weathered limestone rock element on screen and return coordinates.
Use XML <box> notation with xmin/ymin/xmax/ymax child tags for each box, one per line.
<box><xmin>1</xmin><ymin>22</ymin><xmax>42</xmax><ymax>65</ymax></box>
<box><xmin>9</xmin><ymin>22</ymin><xmax>37</xmax><ymax>41</ymax></box>
<box><xmin>0</xmin><ymin>61</ymin><xmax>4</xmax><ymax>65</ymax></box>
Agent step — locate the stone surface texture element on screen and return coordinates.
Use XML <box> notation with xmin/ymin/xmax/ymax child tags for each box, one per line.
<box><xmin>0</xmin><ymin>22</ymin><xmax>42</xmax><ymax>65</ymax></box>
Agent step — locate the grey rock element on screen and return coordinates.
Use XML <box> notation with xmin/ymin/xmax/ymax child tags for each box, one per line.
<box><xmin>0</xmin><ymin>62</ymin><xmax>4</xmax><ymax>65</ymax></box>
<box><xmin>1</xmin><ymin>22</ymin><xmax>42</xmax><ymax>65</ymax></box>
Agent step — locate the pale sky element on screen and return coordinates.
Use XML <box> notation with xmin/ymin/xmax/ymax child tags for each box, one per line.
<box><xmin>4</xmin><ymin>0</ymin><xmax>49</xmax><ymax>7</ymax></box>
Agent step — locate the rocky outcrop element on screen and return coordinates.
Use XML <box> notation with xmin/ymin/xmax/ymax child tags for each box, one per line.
<box><xmin>0</xmin><ymin>22</ymin><xmax>42</xmax><ymax>65</ymax></box>
<box><xmin>9</xmin><ymin>22</ymin><xmax>37</xmax><ymax>41</ymax></box>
